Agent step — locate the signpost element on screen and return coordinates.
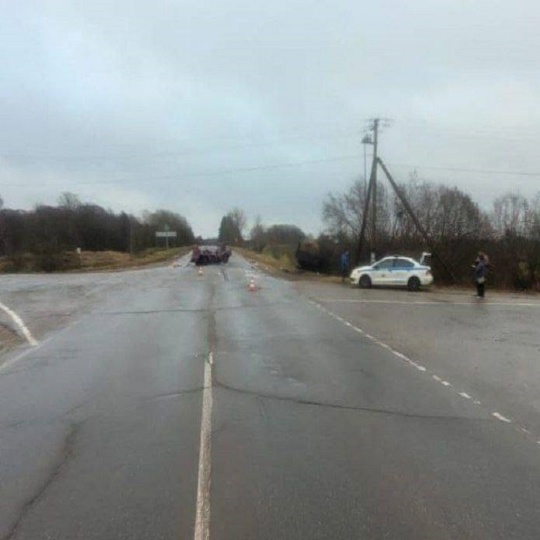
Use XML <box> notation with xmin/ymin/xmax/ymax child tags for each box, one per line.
<box><xmin>155</xmin><ymin>225</ymin><xmax>177</xmax><ymax>249</ymax></box>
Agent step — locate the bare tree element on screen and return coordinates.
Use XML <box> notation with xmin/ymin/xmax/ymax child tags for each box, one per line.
<box><xmin>322</xmin><ymin>179</ymin><xmax>369</xmax><ymax>241</ymax></box>
<box><xmin>492</xmin><ymin>192</ymin><xmax>530</xmax><ymax>238</ymax></box>
<box><xmin>57</xmin><ymin>192</ymin><xmax>81</xmax><ymax>210</ymax></box>
<box><xmin>229</xmin><ymin>207</ymin><xmax>247</xmax><ymax>240</ymax></box>
<box><xmin>249</xmin><ymin>215</ymin><xmax>266</xmax><ymax>252</ymax></box>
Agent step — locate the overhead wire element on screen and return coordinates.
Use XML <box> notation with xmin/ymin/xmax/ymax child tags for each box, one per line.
<box><xmin>0</xmin><ymin>154</ymin><xmax>362</xmax><ymax>188</ymax></box>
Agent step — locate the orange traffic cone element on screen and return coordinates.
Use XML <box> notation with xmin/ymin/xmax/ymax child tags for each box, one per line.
<box><xmin>198</xmin><ymin>267</ymin><xmax>204</xmax><ymax>277</ymax></box>
<box><xmin>248</xmin><ymin>278</ymin><xmax>257</xmax><ymax>292</ymax></box>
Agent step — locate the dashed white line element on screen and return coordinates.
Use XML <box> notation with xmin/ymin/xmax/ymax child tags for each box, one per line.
<box><xmin>0</xmin><ymin>301</ymin><xmax>38</xmax><ymax>347</ymax></box>
<box><xmin>309</xmin><ymin>297</ymin><xmax>540</xmax><ymax>448</ymax></box>
<box><xmin>194</xmin><ymin>354</ymin><xmax>213</xmax><ymax>540</ymax></box>
<box><xmin>492</xmin><ymin>412</ymin><xmax>512</xmax><ymax>423</ymax></box>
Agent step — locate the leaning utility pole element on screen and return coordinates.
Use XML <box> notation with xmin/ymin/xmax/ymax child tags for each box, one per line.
<box><xmin>377</xmin><ymin>158</ymin><xmax>457</xmax><ymax>282</ymax></box>
<box><xmin>355</xmin><ymin>121</ymin><xmax>456</xmax><ymax>282</ymax></box>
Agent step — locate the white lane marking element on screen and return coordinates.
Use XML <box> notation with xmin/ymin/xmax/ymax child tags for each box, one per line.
<box><xmin>309</xmin><ymin>297</ymin><xmax>539</xmax><ymax>446</ymax></box>
<box><xmin>0</xmin><ymin>319</ymin><xmax>83</xmax><ymax>374</ymax></box>
<box><xmin>0</xmin><ymin>345</ymin><xmax>36</xmax><ymax>373</ymax></box>
<box><xmin>0</xmin><ymin>301</ymin><xmax>38</xmax><ymax>347</ymax></box>
<box><xmin>313</xmin><ymin>298</ymin><xmax>540</xmax><ymax>308</ymax></box>
<box><xmin>393</xmin><ymin>351</ymin><xmax>410</xmax><ymax>362</ymax></box>
<box><xmin>194</xmin><ymin>355</ymin><xmax>213</xmax><ymax>540</ymax></box>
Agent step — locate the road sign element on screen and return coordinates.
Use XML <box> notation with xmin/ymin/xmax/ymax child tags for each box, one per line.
<box><xmin>155</xmin><ymin>230</ymin><xmax>177</xmax><ymax>249</ymax></box>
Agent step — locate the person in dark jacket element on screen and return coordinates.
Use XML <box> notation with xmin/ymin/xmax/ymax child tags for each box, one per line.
<box><xmin>340</xmin><ymin>250</ymin><xmax>350</xmax><ymax>282</ymax></box>
<box><xmin>473</xmin><ymin>252</ymin><xmax>488</xmax><ymax>298</ymax></box>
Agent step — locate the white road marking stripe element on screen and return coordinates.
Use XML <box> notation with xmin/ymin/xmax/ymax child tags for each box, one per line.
<box><xmin>0</xmin><ymin>301</ymin><xmax>38</xmax><ymax>347</ymax></box>
<box><xmin>492</xmin><ymin>412</ymin><xmax>512</xmax><ymax>423</ymax></box>
<box><xmin>194</xmin><ymin>355</ymin><xmax>213</xmax><ymax>540</ymax></box>
<box><xmin>313</xmin><ymin>298</ymin><xmax>540</xmax><ymax>307</ymax></box>
<box><xmin>309</xmin><ymin>298</ymin><xmax>540</xmax><ymax>445</ymax></box>
<box><xmin>0</xmin><ymin>319</ymin><xmax>83</xmax><ymax>374</ymax></box>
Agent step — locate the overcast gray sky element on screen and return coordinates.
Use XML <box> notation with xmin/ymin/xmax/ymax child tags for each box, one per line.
<box><xmin>1</xmin><ymin>1</ymin><xmax>539</xmax><ymax>237</ymax></box>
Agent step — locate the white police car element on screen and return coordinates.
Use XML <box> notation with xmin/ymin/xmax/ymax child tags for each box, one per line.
<box><xmin>350</xmin><ymin>255</ymin><xmax>433</xmax><ymax>291</ymax></box>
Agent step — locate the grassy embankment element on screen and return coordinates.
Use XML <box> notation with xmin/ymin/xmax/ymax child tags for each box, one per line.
<box><xmin>0</xmin><ymin>247</ymin><xmax>192</xmax><ymax>273</ymax></box>
<box><xmin>234</xmin><ymin>246</ymin><xmax>343</xmax><ymax>283</ymax></box>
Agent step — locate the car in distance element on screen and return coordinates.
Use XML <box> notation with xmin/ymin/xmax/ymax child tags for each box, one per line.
<box><xmin>350</xmin><ymin>255</ymin><xmax>433</xmax><ymax>291</ymax></box>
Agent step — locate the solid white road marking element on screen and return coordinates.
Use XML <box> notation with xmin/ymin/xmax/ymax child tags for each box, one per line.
<box><xmin>194</xmin><ymin>355</ymin><xmax>213</xmax><ymax>540</ymax></box>
<box><xmin>0</xmin><ymin>319</ymin><xmax>83</xmax><ymax>374</ymax></box>
<box><xmin>0</xmin><ymin>301</ymin><xmax>38</xmax><ymax>347</ymax></box>
<box><xmin>313</xmin><ymin>297</ymin><xmax>540</xmax><ymax>308</ymax></box>
<box><xmin>492</xmin><ymin>412</ymin><xmax>512</xmax><ymax>423</ymax></box>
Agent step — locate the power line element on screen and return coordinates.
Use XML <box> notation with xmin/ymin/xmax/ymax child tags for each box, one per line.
<box><xmin>0</xmin><ymin>130</ymin><xmax>363</xmax><ymax>163</ymax></box>
<box><xmin>1</xmin><ymin>154</ymin><xmax>362</xmax><ymax>188</ymax></box>
<box><xmin>387</xmin><ymin>162</ymin><xmax>540</xmax><ymax>177</ymax></box>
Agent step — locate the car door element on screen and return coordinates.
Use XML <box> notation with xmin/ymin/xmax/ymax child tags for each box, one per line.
<box><xmin>371</xmin><ymin>258</ymin><xmax>394</xmax><ymax>285</ymax></box>
<box><xmin>392</xmin><ymin>258</ymin><xmax>415</xmax><ymax>286</ymax></box>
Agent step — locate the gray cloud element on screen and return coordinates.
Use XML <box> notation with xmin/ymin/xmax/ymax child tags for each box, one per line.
<box><xmin>2</xmin><ymin>1</ymin><xmax>539</xmax><ymax>236</ymax></box>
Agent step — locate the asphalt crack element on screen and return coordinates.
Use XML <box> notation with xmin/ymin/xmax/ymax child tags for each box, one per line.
<box><xmin>2</xmin><ymin>423</ymin><xmax>80</xmax><ymax>540</ymax></box>
<box><xmin>213</xmin><ymin>377</ymin><xmax>490</xmax><ymax>422</ymax></box>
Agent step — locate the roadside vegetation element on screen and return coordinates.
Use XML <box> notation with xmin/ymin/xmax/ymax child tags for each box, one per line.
<box><xmin>222</xmin><ymin>179</ymin><xmax>540</xmax><ymax>291</ymax></box>
<box><xmin>0</xmin><ymin>193</ymin><xmax>195</xmax><ymax>272</ymax></box>
<box><xmin>0</xmin><ymin>247</ymin><xmax>191</xmax><ymax>273</ymax></box>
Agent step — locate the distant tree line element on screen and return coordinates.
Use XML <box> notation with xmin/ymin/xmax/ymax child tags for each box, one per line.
<box><xmin>0</xmin><ymin>193</ymin><xmax>195</xmax><ymax>271</ymax></box>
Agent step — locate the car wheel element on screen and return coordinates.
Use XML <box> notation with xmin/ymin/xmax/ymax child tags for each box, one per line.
<box><xmin>408</xmin><ymin>276</ymin><xmax>421</xmax><ymax>291</ymax></box>
<box><xmin>359</xmin><ymin>275</ymin><xmax>372</xmax><ymax>289</ymax></box>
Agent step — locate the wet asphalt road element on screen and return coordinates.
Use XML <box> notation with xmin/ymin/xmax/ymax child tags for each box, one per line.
<box><xmin>1</xmin><ymin>256</ymin><xmax>540</xmax><ymax>539</ymax></box>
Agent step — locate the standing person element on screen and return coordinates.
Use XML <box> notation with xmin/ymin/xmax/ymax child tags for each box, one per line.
<box><xmin>340</xmin><ymin>250</ymin><xmax>350</xmax><ymax>282</ymax></box>
<box><xmin>473</xmin><ymin>252</ymin><xmax>488</xmax><ymax>298</ymax></box>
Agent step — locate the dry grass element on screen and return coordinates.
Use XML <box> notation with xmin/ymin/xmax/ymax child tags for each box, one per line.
<box><xmin>234</xmin><ymin>247</ymin><xmax>343</xmax><ymax>283</ymax></box>
<box><xmin>0</xmin><ymin>247</ymin><xmax>192</xmax><ymax>273</ymax></box>
<box><xmin>75</xmin><ymin>247</ymin><xmax>192</xmax><ymax>271</ymax></box>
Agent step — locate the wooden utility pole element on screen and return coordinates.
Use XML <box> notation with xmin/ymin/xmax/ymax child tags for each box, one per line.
<box><xmin>370</xmin><ymin>119</ymin><xmax>379</xmax><ymax>252</ymax></box>
<box><xmin>357</xmin><ymin>119</ymin><xmax>379</xmax><ymax>262</ymax></box>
